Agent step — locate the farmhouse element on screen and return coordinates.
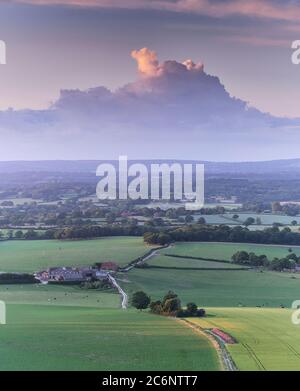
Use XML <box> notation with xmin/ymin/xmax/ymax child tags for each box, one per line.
<box><xmin>35</xmin><ymin>266</ymin><xmax>108</xmax><ymax>283</ymax></box>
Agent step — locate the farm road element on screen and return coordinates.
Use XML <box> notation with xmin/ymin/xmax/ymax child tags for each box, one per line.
<box><xmin>108</xmin><ymin>274</ymin><xmax>128</xmax><ymax>309</ymax></box>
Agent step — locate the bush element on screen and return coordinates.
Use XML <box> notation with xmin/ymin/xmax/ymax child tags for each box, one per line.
<box><xmin>149</xmin><ymin>291</ymin><xmax>206</xmax><ymax>318</ymax></box>
<box><xmin>132</xmin><ymin>291</ymin><xmax>151</xmax><ymax>310</ymax></box>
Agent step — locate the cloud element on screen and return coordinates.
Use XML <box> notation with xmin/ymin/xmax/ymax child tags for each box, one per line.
<box><xmin>11</xmin><ymin>0</ymin><xmax>300</xmax><ymax>22</ymax></box>
<box><xmin>0</xmin><ymin>47</ymin><xmax>299</xmax><ymax>161</ymax></box>
<box><xmin>131</xmin><ymin>48</ymin><xmax>160</xmax><ymax>77</ymax></box>
<box><xmin>130</xmin><ymin>48</ymin><xmax>204</xmax><ymax>79</ymax></box>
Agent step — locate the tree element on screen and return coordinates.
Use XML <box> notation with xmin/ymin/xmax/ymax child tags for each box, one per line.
<box><xmin>162</xmin><ymin>291</ymin><xmax>178</xmax><ymax>305</ymax></box>
<box><xmin>232</xmin><ymin>214</ymin><xmax>239</xmax><ymax>220</ymax></box>
<box><xmin>197</xmin><ymin>217</ymin><xmax>206</xmax><ymax>225</ymax></box>
<box><xmin>286</xmin><ymin>252</ymin><xmax>298</xmax><ymax>261</ymax></box>
<box><xmin>157</xmin><ymin>233</ymin><xmax>172</xmax><ymax>245</ymax></box>
<box><xmin>14</xmin><ymin>230</ymin><xmax>24</xmax><ymax>239</ymax></box>
<box><xmin>24</xmin><ymin>229</ymin><xmax>38</xmax><ymax>240</ymax></box>
<box><xmin>163</xmin><ymin>297</ymin><xmax>181</xmax><ymax>314</ymax></box>
<box><xmin>197</xmin><ymin>308</ymin><xmax>206</xmax><ymax>317</ymax></box>
<box><xmin>232</xmin><ymin>251</ymin><xmax>249</xmax><ymax>264</ymax></box>
<box><xmin>149</xmin><ymin>300</ymin><xmax>162</xmax><ymax>314</ymax></box>
<box><xmin>244</xmin><ymin>217</ymin><xmax>255</xmax><ymax>227</ymax></box>
<box><xmin>162</xmin><ymin>291</ymin><xmax>181</xmax><ymax>314</ymax></box>
<box><xmin>292</xmin><ymin>220</ymin><xmax>298</xmax><ymax>226</ymax></box>
<box><xmin>185</xmin><ymin>214</ymin><xmax>194</xmax><ymax>223</ymax></box>
<box><xmin>166</xmin><ymin>209</ymin><xmax>177</xmax><ymax>219</ymax></box>
<box><xmin>186</xmin><ymin>302</ymin><xmax>198</xmax><ymax>316</ymax></box>
<box><xmin>143</xmin><ymin>232</ymin><xmax>158</xmax><ymax>244</ymax></box>
<box><xmin>131</xmin><ymin>291</ymin><xmax>150</xmax><ymax>311</ymax></box>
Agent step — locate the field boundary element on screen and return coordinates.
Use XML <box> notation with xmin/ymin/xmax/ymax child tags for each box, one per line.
<box><xmin>121</xmin><ymin>244</ymin><xmax>171</xmax><ymax>272</ymax></box>
<box><xmin>163</xmin><ymin>254</ymin><xmax>236</xmax><ymax>264</ymax></box>
<box><xmin>172</xmin><ymin>241</ymin><xmax>300</xmax><ymax>249</ymax></box>
<box><xmin>141</xmin><ymin>265</ymin><xmax>248</xmax><ymax>271</ymax></box>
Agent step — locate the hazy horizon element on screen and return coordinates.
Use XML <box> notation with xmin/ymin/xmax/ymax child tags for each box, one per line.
<box><xmin>0</xmin><ymin>1</ymin><xmax>299</xmax><ymax>161</ymax></box>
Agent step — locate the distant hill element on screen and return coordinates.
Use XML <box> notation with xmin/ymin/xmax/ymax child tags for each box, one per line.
<box><xmin>0</xmin><ymin>159</ymin><xmax>300</xmax><ymax>176</ymax></box>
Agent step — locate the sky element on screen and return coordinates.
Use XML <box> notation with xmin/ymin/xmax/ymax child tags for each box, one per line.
<box><xmin>0</xmin><ymin>0</ymin><xmax>299</xmax><ymax>116</ymax></box>
<box><xmin>0</xmin><ymin>0</ymin><xmax>299</xmax><ymax>161</ymax></box>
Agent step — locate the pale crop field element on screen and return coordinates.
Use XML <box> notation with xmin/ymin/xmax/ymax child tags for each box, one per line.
<box><xmin>189</xmin><ymin>307</ymin><xmax>300</xmax><ymax>371</ymax></box>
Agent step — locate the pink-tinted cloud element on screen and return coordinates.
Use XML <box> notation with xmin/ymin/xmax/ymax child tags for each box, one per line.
<box><xmin>131</xmin><ymin>47</ymin><xmax>204</xmax><ymax>78</ymax></box>
<box><xmin>12</xmin><ymin>0</ymin><xmax>300</xmax><ymax>22</ymax></box>
<box><xmin>131</xmin><ymin>48</ymin><xmax>160</xmax><ymax>77</ymax></box>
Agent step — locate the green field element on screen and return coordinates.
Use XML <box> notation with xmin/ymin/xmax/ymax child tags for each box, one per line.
<box><xmin>124</xmin><ymin>265</ymin><xmax>300</xmax><ymax>308</ymax></box>
<box><xmin>189</xmin><ymin>307</ymin><xmax>300</xmax><ymax>371</ymax></box>
<box><xmin>161</xmin><ymin>242</ymin><xmax>300</xmax><ymax>261</ymax></box>
<box><xmin>232</xmin><ymin>213</ymin><xmax>299</xmax><ymax>225</ymax></box>
<box><xmin>119</xmin><ymin>241</ymin><xmax>300</xmax><ymax>307</ymax></box>
<box><xmin>0</xmin><ymin>284</ymin><xmax>120</xmax><ymax>308</ymax></box>
<box><xmin>148</xmin><ymin>254</ymin><xmax>244</xmax><ymax>269</ymax></box>
<box><xmin>0</xmin><ymin>304</ymin><xmax>220</xmax><ymax>371</ymax></box>
<box><xmin>192</xmin><ymin>212</ymin><xmax>300</xmax><ymax>226</ymax></box>
<box><xmin>2</xmin><ymin>238</ymin><xmax>300</xmax><ymax>371</ymax></box>
<box><xmin>194</xmin><ymin>214</ymin><xmax>240</xmax><ymax>225</ymax></box>
<box><xmin>0</xmin><ymin>237</ymin><xmax>151</xmax><ymax>272</ymax></box>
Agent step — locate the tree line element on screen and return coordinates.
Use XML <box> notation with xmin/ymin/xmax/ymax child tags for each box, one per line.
<box><xmin>131</xmin><ymin>290</ymin><xmax>206</xmax><ymax>318</ymax></box>
<box><xmin>231</xmin><ymin>250</ymin><xmax>299</xmax><ymax>271</ymax></box>
<box><xmin>143</xmin><ymin>224</ymin><xmax>300</xmax><ymax>246</ymax></box>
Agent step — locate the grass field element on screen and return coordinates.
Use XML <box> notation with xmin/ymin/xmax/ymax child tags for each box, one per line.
<box><xmin>148</xmin><ymin>254</ymin><xmax>244</xmax><ymax>269</ymax></box>
<box><xmin>0</xmin><ymin>284</ymin><xmax>121</xmax><ymax>308</ymax></box>
<box><xmin>161</xmin><ymin>242</ymin><xmax>300</xmax><ymax>261</ymax></box>
<box><xmin>189</xmin><ymin>307</ymin><xmax>300</xmax><ymax>371</ymax></box>
<box><xmin>192</xmin><ymin>212</ymin><xmax>299</xmax><ymax>226</ymax></box>
<box><xmin>2</xmin><ymin>238</ymin><xmax>300</xmax><ymax>371</ymax></box>
<box><xmin>124</xmin><ymin>266</ymin><xmax>300</xmax><ymax>307</ymax></box>
<box><xmin>0</xmin><ymin>304</ymin><xmax>220</xmax><ymax>371</ymax></box>
<box><xmin>194</xmin><ymin>214</ymin><xmax>240</xmax><ymax>225</ymax></box>
<box><xmin>232</xmin><ymin>213</ymin><xmax>299</xmax><ymax>225</ymax></box>
<box><xmin>0</xmin><ymin>237</ymin><xmax>151</xmax><ymax>272</ymax></box>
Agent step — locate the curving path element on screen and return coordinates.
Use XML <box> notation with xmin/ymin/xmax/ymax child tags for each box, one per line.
<box><xmin>108</xmin><ymin>274</ymin><xmax>128</xmax><ymax>309</ymax></box>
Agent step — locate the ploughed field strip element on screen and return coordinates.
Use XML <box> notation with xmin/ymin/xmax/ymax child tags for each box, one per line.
<box><xmin>188</xmin><ymin>308</ymin><xmax>300</xmax><ymax>371</ymax></box>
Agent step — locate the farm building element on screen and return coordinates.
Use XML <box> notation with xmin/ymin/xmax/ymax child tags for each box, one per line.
<box><xmin>35</xmin><ymin>266</ymin><xmax>108</xmax><ymax>283</ymax></box>
<box><xmin>99</xmin><ymin>262</ymin><xmax>119</xmax><ymax>272</ymax></box>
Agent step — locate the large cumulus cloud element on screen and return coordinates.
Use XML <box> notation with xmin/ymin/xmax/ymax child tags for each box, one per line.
<box><xmin>0</xmin><ymin>48</ymin><xmax>299</xmax><ymax>161</ymax></box>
